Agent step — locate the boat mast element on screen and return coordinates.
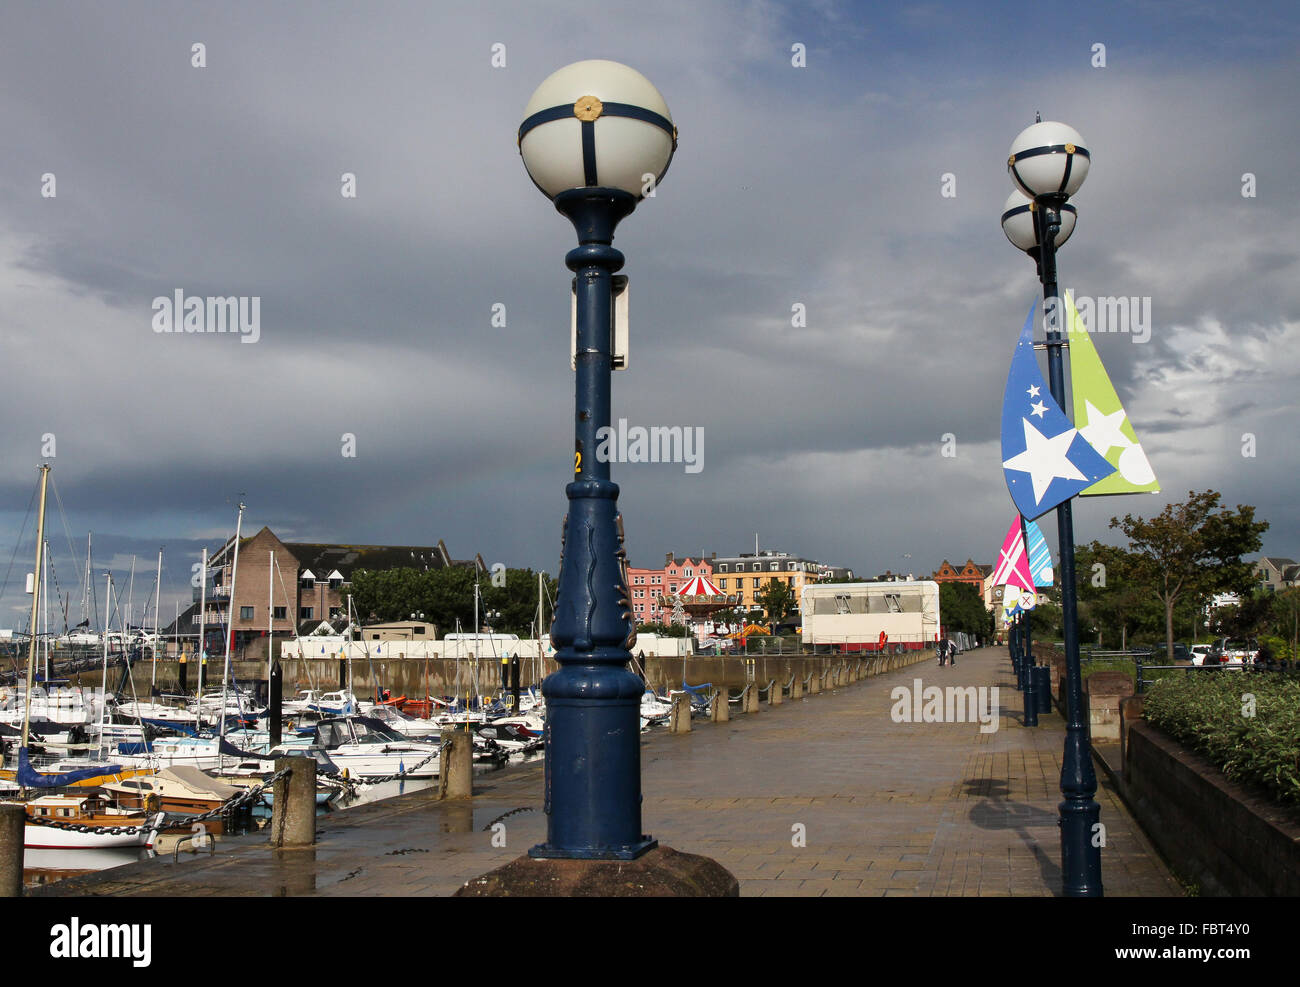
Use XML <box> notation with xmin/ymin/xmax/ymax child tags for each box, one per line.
<box><xmin>42</xmin><ymin>539</ymin><xmax>51</xmax><ymax>683</ymax></box>
<box><xmin>20</xmin><ymin>464</ymin><xmax>50</xmax><ymax>751</ymax></box>
<box><xmin>152</xmin><ymin>547</ymin><xmax>163</xmax><ymax>689</ymax></box>
<box><xmin>98</xmin><ymin>571</ymin><xmax>112</xmax><ymax>759</ymax></box>
<box><xmin>346</xmin><ymin>593</ymin><xmax>356</xmax><ymax>699</ymax></box>
<box><xmin>267</xmin><ymin>549</ymin><xmax>274</xmax><ymax>684</ymax></box>
<box><xmin>217</xmin><ymin>502</ymin><xmax>245</xmax><ymax>758</ymax></box>
<box><xmin>537</xmin><ymin>570</ymin><xmax>544</xmax><ymax>695</ymax></box>
<box><xmin>126</xmin><ymin>555</ymin><xmax>136</xmax><ymax>638</ymax></box>
<box><xmin>82</xmin><ymin>531</ymin><xmax>91</xmax><ymax>632</ymax></box>
<box><xmin>197</xmin><ymin>547</ymin><xmax>207</xmax><ymax>732</ymax></box>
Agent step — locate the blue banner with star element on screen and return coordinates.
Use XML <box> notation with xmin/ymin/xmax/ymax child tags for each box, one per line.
<box><xmin>1001</xmin><ymin>301</ymin><xmax>1115</xmax><ymax>520</ymax></box>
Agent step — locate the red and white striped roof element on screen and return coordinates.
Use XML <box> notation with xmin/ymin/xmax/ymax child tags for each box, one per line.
<box><xmin>677</xmin><ymin>574</ymin><xmax>724</xmax><ymax>596</ymax></box>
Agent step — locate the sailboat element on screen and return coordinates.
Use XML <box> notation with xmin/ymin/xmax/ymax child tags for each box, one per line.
<box><xmin>1</xmin><ymin>467</ymin><xmax>151</xmax><ymax>788</ymax></box>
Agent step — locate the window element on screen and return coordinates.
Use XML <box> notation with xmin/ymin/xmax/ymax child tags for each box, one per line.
<box><xmin>719</xmin><ymin>564</ymin><xmax>727</xmax><ymax>572</ymax></box>
<box><xmin>753</xmin><ymin>578</ymin><xmax>760</xmax><ymax>588</ymax></box>
<box><xmin>273</xmin><ymin>606</ymin><xmax>287</xmax><ymax>620</ymax></box>
<box><xmin>329</xmin><ymin>607</ymin><xmax>342</xmax><ymax>619</ymax></box>
<box><xmin>788</xmin><ymin>562</ymin><xmax>796</xmax><ymax>570</ymax></box>
<box><xmin>686</xmin><ymin>568</ymin><xmax>693</xmax><ymax>577</ymax></box>
<box><xmin>240</xmin><ymin>606</ymin><xmax>255</xmax><ymax>620</ymax></box>
<box><xmin>329</xmin><ymin>577</ymin><xmax>342</xmax><ymax>589</ymax></box>
<box><xmin>301</xmin><ymin>577</ymin><xmax>315</xmax><ymax>590</ymax></box>
<box><xmin>719</xmin><ymin>579</ymin><xmax>727</xmax><ymax>589</ymax></box>
<box><xmin>299</xmin><ymin>607</ymin><xmax>314</xmax><ymax>620</ymax></box>
<box><xmin>770</xmin><ymin>563</ymin><xmax>778</xmax><ymax>571</ymax></box>
<box><xmin>372</xmin><ymin>633</ymin><xmax>380</xmax><ymax>640</ymax></box>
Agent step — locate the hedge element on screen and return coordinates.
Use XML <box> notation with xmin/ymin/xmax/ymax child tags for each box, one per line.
<box><xmin>1143</xmin><ymin>673</ymin><xmax>1300</xmax><ymax>806</ymax></box>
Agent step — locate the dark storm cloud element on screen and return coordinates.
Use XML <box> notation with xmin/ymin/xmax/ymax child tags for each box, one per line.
<box><xmin>1</xmin><ymin>1</ymin><xmax>1297</xmax><ymax>624</ymax></box>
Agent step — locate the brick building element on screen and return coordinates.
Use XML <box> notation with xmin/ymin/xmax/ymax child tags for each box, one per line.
<box><xmin>627</xmin><ymin>554</ymin><xmax>714</xmax><ymax>624</ymax></box>
<box><xmin>170</xmin><ymin>526</ymin><xmax>480</xmax><ymax>661</ymax></box>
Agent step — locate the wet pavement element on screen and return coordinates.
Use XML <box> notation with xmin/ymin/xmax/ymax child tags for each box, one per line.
<box><xmin>30</xmin><ymin>646</ymin><xmax>1178</xmax><ymax>897</ymax></box>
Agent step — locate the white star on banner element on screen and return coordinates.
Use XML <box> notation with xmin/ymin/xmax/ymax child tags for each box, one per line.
<box><xmin>1078</xmin><ymin>400</ymin><xmax>1133</xmax><ymax>457</ymax></box>
<box><xmin>1002</xmin><ymin>418</ymin><xmax>1087</xmax><ymax>505</ymax></box>
<box><xmin>1030</xmin><ymin>400</ymin><xmax>1048</xmax><ymax>418</ymax></box>
<box><xmin>1027</xmin><ymin>385</ymin><xmax>1041</xmax><ymax>398</ymax></box>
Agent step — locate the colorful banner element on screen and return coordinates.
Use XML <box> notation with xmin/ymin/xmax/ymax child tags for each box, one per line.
<box><xmin>1024</xmin><ymin>517</ymin><xmax>1054</xmax><ymax>588</ymax></box>
<box><xmin>993</xmin><ymin>517</ymin><xmax>1034</xmax><ymax>611</ymax></box>
<box><xmin>1066</xmin><ymin>292</ymin><xmax>1160</xmax><ymax>496</ymax></box>
<box><xmin>1001</xmin><ymin>301</ymin><xmax>1116</xmax><ymax>519</ymax></box>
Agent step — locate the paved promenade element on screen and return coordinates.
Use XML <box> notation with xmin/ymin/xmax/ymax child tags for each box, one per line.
<box><xmin>35</xmin><ymin>645</ymin><xmax>1179</xmax><ymax>897</ymax></box>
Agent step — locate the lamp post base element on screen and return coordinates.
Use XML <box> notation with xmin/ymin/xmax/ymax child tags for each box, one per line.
<box><xmin>455</xmin><ymin>844</ymin><xmax>739</xmax><ymax>897</ymax></box>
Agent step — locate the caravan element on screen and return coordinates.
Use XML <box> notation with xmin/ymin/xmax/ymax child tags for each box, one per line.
<box><xmin>800</xmin><ymin>581</ymin><xmax>941</xmax><ymax>653</ymax></box>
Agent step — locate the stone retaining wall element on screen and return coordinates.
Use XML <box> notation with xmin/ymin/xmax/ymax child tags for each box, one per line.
<box><xmin>1124</xmin><ymin>722</ymin><xmax>1300</xmax><ymax>896</ymax></box>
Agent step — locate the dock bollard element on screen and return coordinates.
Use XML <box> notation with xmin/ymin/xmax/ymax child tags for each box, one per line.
<box><xmin>271</xmin><ymin>756</ymin><xmax>317</xmax><ymax>848</ymax></box>
<box><xmin>744</xmin><ymin>685</ymin><xmax>760</xmax><ymax>714</ymax></box>
<box><xmin>1035</xmin><ymin>665</ymin><xmax>1052</xmax><ymax>714</ymax></box>
<box><xmin>711</xmin><ymin>688</ymin><xmax>729</xmax><ymax>723</ymax></box>
<box><xmin>769</xmin><ymin>678</ymin><xmax>783</xmax><ymax>706</ymax></box>
<box><xmin>792</xmin><ymin>673</ymin><xmax>804</xmax><ymax>700</ymax></box>
<box><xmin>809</xmin><ymin>671</ymin><xmax>821</xmax><ymax>695</ymax></box>
<box><xmin>438</xmin><ymin>731</ymin><xmax>474</xmax><ymax>799</ymax></box>
<box><xmin>670</xmin><ymin>692</ymin><xmax>692</xmax><ymax>733</ymax></box>
<box><xmin>0</xmin><ymin>803</ymin><xmax>24</xmax><ymax>897</ymax></box>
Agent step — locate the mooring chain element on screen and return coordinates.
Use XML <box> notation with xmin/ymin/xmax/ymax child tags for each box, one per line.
<box><xmin>177</xmin><ymin>766</ymin><xmax>294</xmax><ymax>825</ymax></box>
<box><xmin>481</xmin><ymin>806</ymin><xmax>536</xmax><ymax>831</ymax></box>
<box><xmin>356</xmin><ymin>743</ymin><xmax>446</xmax><ymax>785</ymax></box>
<box><xmin>25</xmin><ymin>816</ymin><xmax>157</xmax><ymax>836</ymax></box>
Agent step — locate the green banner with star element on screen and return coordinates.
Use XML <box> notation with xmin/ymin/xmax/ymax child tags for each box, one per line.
<box><xmin>1066</xmin><ymin>292</ymin><xmax>1160</xmax><ymax>496</ymax></box>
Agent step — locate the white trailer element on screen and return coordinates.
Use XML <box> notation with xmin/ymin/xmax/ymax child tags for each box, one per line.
<box><xmin>800</xmin><ymin>581</ymin><xmax>941</xmax><ymax>652</ymax></box>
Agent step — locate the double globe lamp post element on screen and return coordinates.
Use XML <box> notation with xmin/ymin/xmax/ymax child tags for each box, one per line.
<box><xmin>1001</xmin><ymin>119</ymin><xmax>1103</xmax><ymax>897</ymax></box>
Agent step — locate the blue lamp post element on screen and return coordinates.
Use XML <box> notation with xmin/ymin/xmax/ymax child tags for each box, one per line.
<box><xmin>1001</xmin><ymin>118</ymin><xmax>1102</xmax><ymax>897</ymax></box>
<box><xmin>518</xmin><ymin>60</ymin><xmax>676</xmax><ymax>860</ymax></box>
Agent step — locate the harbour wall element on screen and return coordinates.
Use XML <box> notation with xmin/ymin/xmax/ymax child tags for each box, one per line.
<box><xmin>56</xmin><ymin>649</ymin><xmax>937</xmax><ymax>701</ymax></box>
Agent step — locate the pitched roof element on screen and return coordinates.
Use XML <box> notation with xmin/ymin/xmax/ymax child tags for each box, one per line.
<box><xmin>279</xmin><ymin>540</ymin><xmax>483</xmax><ymax>580</ymax></box>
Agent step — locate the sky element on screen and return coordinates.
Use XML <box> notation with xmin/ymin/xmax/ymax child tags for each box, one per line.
<box><xmin>1</xmin><ymin>0</ymin><xmax>1297</xmax><ymax>629</ymax></box>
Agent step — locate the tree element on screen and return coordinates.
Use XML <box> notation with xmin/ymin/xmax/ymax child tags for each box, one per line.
<box><xmin>938</xmin><ymin>582</ymin><xmax>991</xmax><ymax>639</ymax></box>
<box><xmin>348</xmin><ymin>565</ymin><xmax>556</xmax><ymax>638</ymax></box>
<box><xmin>1110</xmin><ymin>490</ymin><xmax>1268</xmax><ymax>662</ymax></box>
<box><xmin>1074</xmin><ymin>541</ymin><xmax>1160</xmax><ymax>649</ymax></box>
<box><xmin>755</xmin><ymin>579</ymin><xmax>796</xmax><ymax>629</ymax></box>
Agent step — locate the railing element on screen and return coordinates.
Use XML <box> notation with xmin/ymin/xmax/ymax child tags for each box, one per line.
<box><xmin>1133</xmin><ymin>656</ymin><xmax>1299</xmax><ymax>694</ymax></box>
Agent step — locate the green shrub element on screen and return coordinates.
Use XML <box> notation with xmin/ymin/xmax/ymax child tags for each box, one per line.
<box><xmin>1143</xmin><ymin>674</ymin><xmax>1300</xmax><ymax>806</ymax></box>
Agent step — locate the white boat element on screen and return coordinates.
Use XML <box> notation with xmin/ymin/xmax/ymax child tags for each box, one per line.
<box><xmin>310</xmin><ymin>716</ymin><xmax>441</xmax><ymax>779</ymax></box>
<box><xmin>0</xmin><ymin>685</ymin><xmax>107</xmax><ymax>727</ymax></box>
<box><xmin>359</xmin><ymin>702</ymin><xmax>442</xmax><ymax>739</ymax></box>
<box><xmin>14</xmin><ymin>793</ymin><xmax>164</xmax><ymax>850</ymax></box>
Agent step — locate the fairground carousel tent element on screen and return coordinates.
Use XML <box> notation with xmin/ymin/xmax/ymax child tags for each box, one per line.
<box><xmin>659</xmin><ymin>574</ymin><xmax>738</xmax><ymax>638</ymax></box>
